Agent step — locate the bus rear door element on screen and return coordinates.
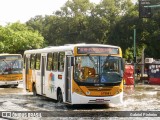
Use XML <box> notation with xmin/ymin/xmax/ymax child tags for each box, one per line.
<box><xmin>41</xmin><ymin>56</ymin><xmax>46</xmax><ymax>95</ymax></box>
<box><xmin>65</xmin><ymin>56</ymin><xmax>72</xmax><ymax>103</ymax></box>
<box><xmin>25</xmin><ymin>55</ymin><xmax>31</xmax><ymax>91</ymax></box>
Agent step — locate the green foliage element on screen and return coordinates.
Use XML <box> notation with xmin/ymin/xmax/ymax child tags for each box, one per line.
<box><xmin>0</xmin><ymin>22</ymin><xmax>45</xmax><ymax>54</ymax></box>
<box><xmin>25</xmin><ymin>0</ymin><xmax>160</xmax><ymax>60</ymax></box>
<box><xmin>124</xmin><ymin>47</ymin><xmax>133</xmax><ymax>62</ymax></box>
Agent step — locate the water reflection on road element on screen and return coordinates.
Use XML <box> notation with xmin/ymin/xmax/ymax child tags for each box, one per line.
<box><xmin>0</xmin><ymin>84</ymin><xmax>159</xmax><ymax>111</ymax></box>
<box><xmin>122</xmin><ymin>85</ymin><xmax>160</xmax><ymax>111</ymax></box>
<box><xmin>0</xmin><ymin>84</ymin><xmax>159</xmax><ymax>120</ymax></box>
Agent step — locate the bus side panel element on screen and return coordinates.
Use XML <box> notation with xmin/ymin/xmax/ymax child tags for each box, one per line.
<box><xmin>45</xmin><ymin>71</ymin><xmax>58</xmax><ymax>99</ymax></box>
<box><xmin>44</xmin><ymin>71</ymin><xmax>64</xmax><ymax>101</ymax></box>
<box><xmin>35</xmin><ymin>70</ymin><xmax>42</xmax><ymax>95</ymax></box>
<box><xmin>55</xmin><ymin>71</ymin><xmax>65</xmax><ymax>100</ymax></box>
<box><xmin>45</xmin><ymin>71</ymin><xmax>53</xmax><ymax>98</ymax></box>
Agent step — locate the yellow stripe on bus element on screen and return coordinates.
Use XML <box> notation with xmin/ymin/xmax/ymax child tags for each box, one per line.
<box><xmin>0</xmin><ymin>74</ymin><xmax>22</xmax><ymax>81</ymax></box>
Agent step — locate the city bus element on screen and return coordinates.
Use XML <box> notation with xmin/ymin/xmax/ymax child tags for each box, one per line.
<box><xmin>0</xmin><ymin>53</ymin><xmax>23</xmax><ymax>87</ymax></box>
<box><xmin>23</xmin><ymin>44</ymin><xmax>125</xmax><ymax>104</ymax></box>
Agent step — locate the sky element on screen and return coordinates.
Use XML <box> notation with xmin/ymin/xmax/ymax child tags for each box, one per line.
<box><xmin>0</xmin><ymin>0</ymin><xmax>137</xmax><ymax>26</ymax></box>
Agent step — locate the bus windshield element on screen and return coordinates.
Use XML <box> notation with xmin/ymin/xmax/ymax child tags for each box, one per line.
<box><xmin>0</xmin><ymin>56</ymin><xmax>22</xmax><ymax>74</ymax></box>
<box><xmin>74</xmin><ymin>56</ymin><xmax>122</xmax><ymax>84</ymax></box>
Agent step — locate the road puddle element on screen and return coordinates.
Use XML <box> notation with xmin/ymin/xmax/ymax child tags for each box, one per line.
<box><xmin>122</xmin><ymin>84</ymin><xmax>160</xmax><ymax>111</ymax></box>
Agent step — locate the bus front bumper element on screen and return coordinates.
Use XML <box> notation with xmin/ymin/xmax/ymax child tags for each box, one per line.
<box><xmin>0</xmin><ymin>80</ymin><xmax>23</xmax><ymax>86</ymax></box>
<box><xmin>71</xmin><ymin>92</ymin><xmax>123</xmax><ymax>105</ymax></box>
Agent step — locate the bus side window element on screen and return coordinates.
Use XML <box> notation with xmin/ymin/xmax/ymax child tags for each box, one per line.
<box><xmin>47</xmin><ymin>53</ymin><xmax>53</xmax><ymax>71</ymax></box>
<box><xmin>30</xmin><ymin>54</ymin><xmax>35</xmax><ymax>69</ymax></box>
<box><xmin>35</xmin><ymin>54</ymin><xmax>41</xmax><ymax>70</ymax></box>
<box><xmin>58</xmin><ymin>52</ymin><xmax>65</xmax><ymax>72</ymax></box>
<box><xmin>53</xmin><ymin>52</ymin><xmax>58</xmax><ymax>71</ymax></box>
<box><xmin>23</xmin><ymin>55</ymin><xmax>26</xmax><ymax>69</ymax></box>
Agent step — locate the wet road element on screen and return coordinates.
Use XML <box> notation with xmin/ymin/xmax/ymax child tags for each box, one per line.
<box><xmin>0</xmin><ymin>84</ymin><xmax>159</xmax><ymax>120</ymax></box>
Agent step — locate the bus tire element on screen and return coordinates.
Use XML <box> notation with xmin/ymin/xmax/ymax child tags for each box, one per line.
<box><xmin>14</xmin><ymin>84</ymin><xmax>18</xmax><ymax>87</ymax></box>
<box><xmin>11</xmin><ymin>84</ymin><xmax>18</xmax><ymax>88</ymax></box>
<box><xmin>32</xmin><ymin>83</ymin><xmax>37</xmax><ymax>96</ymax></box>
<box><xmin>57</xmin><ymin>90</ymin><xmax>63</xmax><ymax>103</ymax></box>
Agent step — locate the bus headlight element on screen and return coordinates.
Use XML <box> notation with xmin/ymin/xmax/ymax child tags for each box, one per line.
<box><xmin>74</xmin><ymin>89</ymin><xmax>83</xmax><ymax>95</ymax></box>
<box><xmin>86</xmin><ymin>91</ymin><xmax>90</xmax><ymax>95</ymax></box>
<box><xmin>116</xmin><ymin>89</ymin><xmax>122</xmax><ymax>95</ymax></box>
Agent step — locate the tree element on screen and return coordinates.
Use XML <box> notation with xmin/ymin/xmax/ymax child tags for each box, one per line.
<box><xmin>0</xmin><ymin>22</ymin><xmax>45</xmax><ymax>54</ymax></box>
<box><xmin>25</xmin><ymin>0</ymin><xmax>160</xmax><ymax>60</ymax></box>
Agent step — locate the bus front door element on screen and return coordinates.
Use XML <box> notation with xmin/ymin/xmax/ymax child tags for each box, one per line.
<box><xmin>66</xmin><ymin>56</ymin><xmax>72</xmax><ymax>103</ymax></box>
<box><xmin>25</xmin><ymin>57</ymin><xmax>30</xmax><ymax>90</ymax></box>
<box><xmin>41</xmin><ymin>56</ymin><xmax>46</xmax><ymax>95</ymax></box>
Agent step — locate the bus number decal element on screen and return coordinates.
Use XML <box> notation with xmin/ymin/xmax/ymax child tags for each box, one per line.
<box><xmin>101</xmin><ymin>91</ymin><xmax>111</xmax><ymax>95</ymax></box>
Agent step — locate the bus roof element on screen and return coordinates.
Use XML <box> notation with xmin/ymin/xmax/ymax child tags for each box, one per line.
<box><xmin>24</xmin><ymin>43</ymin><xmax>120</xmax><ymax>54</ymax></box>
<box><xmin>0</xmin><ymin>53</ymin><xmax>22</xmax><ymax>56</ymax></box>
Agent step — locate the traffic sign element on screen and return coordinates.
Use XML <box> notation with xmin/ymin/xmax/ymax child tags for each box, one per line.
<box><xmin>139</xmin><ymin>0</ymin><xmax>152</xmax><ymax>18</ymax></box>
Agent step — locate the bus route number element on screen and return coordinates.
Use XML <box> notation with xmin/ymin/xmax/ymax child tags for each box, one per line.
<box><xmin>101</xmin><ymin>91</ymin><xmax>111</xmax><ymax>95</ymax></box>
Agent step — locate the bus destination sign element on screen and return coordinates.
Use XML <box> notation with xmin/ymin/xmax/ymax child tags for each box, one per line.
<box><xmin>0</xmin><ymin>56</ymin><xmax>20</xmax><ymax>60</ymax></box>
<box><xmin>77</xmin><ymin>47</ymin><xmax>119</xmax><ymax>54</ymax></box>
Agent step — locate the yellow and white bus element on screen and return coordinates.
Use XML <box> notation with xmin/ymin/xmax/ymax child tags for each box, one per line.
<box><xmin>23</xmin><ymin>44</ymin><xmax>124</xmax><ymax>104</ymax></box>
<box><xmin>0</xmin><ymin>54</ymin><xmax>23</xmax><ymax>87</ymax></box>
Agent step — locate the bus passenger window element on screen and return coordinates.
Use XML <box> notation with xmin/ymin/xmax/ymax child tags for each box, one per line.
<box><xmin>30</xmin><ymin>54</ymin><xmax>35</xmax><ymax>69</ymax></box>
<box><xmin>23</xmin><ymin>55</ymin><xmax>26</xmax><ymax>69</ymax></box>
<box><xmin>103</xmin><ymin>61</ymin><xmax>119</xmax><ymax>72</ymax></box>
<box><xmin>53</xmin><ymin>53</ymin><xmax>58</xmax><ymax>71</ymax></box>
<box><xmin>47</xmin><ymin>53</ymin><xmax>53</xmax><ymax>71</ymax></box>
<box><xmin>58</xmin><ymin>52</ymin><xmax>65</xmax><ymax>71</ymax></box>
<box><xmin>35</xmin><ymin>54</ymin><xmax>41</xmax><ymax>70</ymax></box>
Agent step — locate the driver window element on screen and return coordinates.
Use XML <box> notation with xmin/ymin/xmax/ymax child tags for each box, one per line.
<box><xmin>103</xmin><ymin>61</ymin><xmax>118</xmax><ymax>72</ymax></box>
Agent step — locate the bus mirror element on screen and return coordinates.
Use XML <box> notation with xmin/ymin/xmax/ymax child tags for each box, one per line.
<box><xmin>122</xmin><ymin>58</ymin><xmax>125</xmax><ymax>71</ymax></box>
<box><xmin>71</xmin><ymin>57</ymin><xmax>74</xmax><ymax>66</ymax></box>
<box><xmin>120</xmin><ymin>70</ymin><xmax>124</xmax><ymax>78</ymax></box>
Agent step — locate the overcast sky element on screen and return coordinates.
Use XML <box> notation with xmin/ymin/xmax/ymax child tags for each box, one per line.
<box><xmin>0</xmin><ymin>0</ymin><xmax>136</xmax><ymax>26</ymax></box>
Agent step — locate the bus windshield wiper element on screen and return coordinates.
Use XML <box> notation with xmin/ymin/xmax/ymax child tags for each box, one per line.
<box><xmin>2</xmin><ymin>59</ymin><xmax>9</xmax><ymax>67</ymax></box>
<box><xmin>11</xmin><ymin>60</ymin><xmax>18</xmax><ymax>69</ymax></box>
<box><xmin>87</xmin><ymin>54</ymin><xmax>98</xmax><ymax>68</ymax></box>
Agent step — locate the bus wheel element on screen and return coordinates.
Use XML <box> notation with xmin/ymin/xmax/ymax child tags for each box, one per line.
<box><xmin>57</xmin><ymin>90</ymin><xmax>63</xmax><ymax>103</ymax></box>
<box><xmin>14</xmin><ymin>84</ymin><xmax>18</xmax><ymax>87</ymax></box>
<box><xmin>11</xmin><ymin>84</ymin><xmax>18</xmax><ymax>88</ymax></box>
<box><xmin>32</xmin><ymin>84</ymin><xmax>37</xmax><ymax>96</ymax></box>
